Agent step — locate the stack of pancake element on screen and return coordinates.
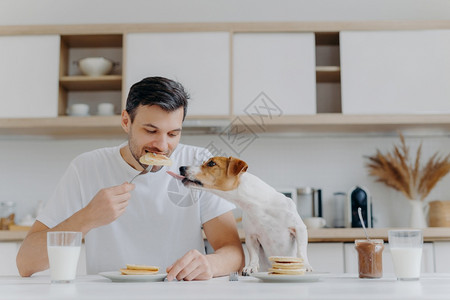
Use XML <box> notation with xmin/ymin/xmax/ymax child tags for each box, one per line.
<box><xmin>268</xmin><ymin>256</ymin><xmax>305</xmax><ymax>275</ymax></box>
<box><xmin>120</xmin><ymin>264</ymin><xmax>159</xmax><ymax>275</ymax></box>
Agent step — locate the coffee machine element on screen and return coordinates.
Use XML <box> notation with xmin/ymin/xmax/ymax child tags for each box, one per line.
<box><xmin>296</xmin><ymin>187</ymin><xmax>322</xmax><ymax>218</ymax></box>
<box><xmin>346</xmin><ymin>186</ymin><xmax>373</xmax><ymax>228</ymax></box>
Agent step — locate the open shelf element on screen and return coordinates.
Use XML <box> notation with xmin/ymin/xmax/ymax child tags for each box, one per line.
<box><xmin>316</xmin><ymin>66</ymin><xmax>340</xmax><ymax>83</ymax></box>
<box><xmin>59</xmin><ymin>34</ymin><xmax>124</xmax><ymax>117</ymax></box>
<box><xmin>59</xmin><ymin>75</ymin><xmax>122</xmax><ymax>91</ymax></box>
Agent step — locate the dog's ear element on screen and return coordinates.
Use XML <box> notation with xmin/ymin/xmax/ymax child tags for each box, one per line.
<box><xmin>227</xmin><ymin>157</ymin><xmax>248</xmax><ymax>177</ymax></box>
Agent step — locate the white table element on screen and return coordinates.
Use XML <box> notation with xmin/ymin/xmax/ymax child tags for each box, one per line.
<box><xmin>1</xmin><ymin>273</ymin><xmax>450</xmax><ymax>300</ymax></box>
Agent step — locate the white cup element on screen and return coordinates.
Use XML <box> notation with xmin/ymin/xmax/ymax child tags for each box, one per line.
<box><xmin>97</xmin><ymin>103</ymin><xmax>115</xmax><ymax>116</ymax></box>
<box><xmin>388</xmin><ymin>229</ymin><xmax>423</xmax><ymax>281</ymax></box>
<box><xmin>304</xmin><ymin>217</ymin><xmax>326</xmax><ymax>229</ymax></box>
<box><xmin>67</xmin><ymin>103</ymin><xmax>89</xmax><ymax>116</ymax></box>
<box><xmin>47</xmin><ymin>231</ymin><xmax>82</xmax><ymax>283</ymax></box>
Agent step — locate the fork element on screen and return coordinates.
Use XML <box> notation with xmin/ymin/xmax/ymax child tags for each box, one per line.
<box><xmin>129</xmin><ymin>165</ymin><xmax>153</xmax><ymax>183</ymax></box>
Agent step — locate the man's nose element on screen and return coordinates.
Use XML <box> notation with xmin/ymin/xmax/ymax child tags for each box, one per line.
<box><xmin>151</xmin><ymin>134</ymin><xmax>168</xmax><ymax>152</ymax></box>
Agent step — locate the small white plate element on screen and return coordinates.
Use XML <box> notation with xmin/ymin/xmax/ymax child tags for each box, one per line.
<box><xmin>251</xmin><ymin>272</ymin><xmax>325</xmax><ymax>283</ymax></box>
<box><xmin>99</xmin><ymin>271</ymin><xmax>167</xmax><ymax>282</ymax></box>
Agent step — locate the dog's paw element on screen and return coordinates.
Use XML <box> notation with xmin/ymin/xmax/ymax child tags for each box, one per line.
<box><xmin>242</xmin><ymin>265</ymin><xmax>259</xmax><ymax>276</ymax></box>
<box><xmin>304</xmin><ymin>263</ymin><xmax>313</xmax><ymax>272</ymax></box>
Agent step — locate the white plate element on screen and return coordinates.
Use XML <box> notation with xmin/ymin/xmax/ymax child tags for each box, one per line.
<box><xmin>99</xmin><ymin>271</ymin><xmax>167</xmax><ymax>282</ymax></box>
<box><xmin>251</xmin><ymin>272</ymin><xmax>325</xmax><ymax>283</ymax></box>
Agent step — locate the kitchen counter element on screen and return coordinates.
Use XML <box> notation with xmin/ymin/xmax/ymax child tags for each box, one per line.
<box><xmin>306</xmin><ymin>227</ymin><xmax>450</xmax><ymax>242</ymax></box>
<box><xmin>3</xmin><ymin>227</ymin><xmax>450</xmax><ymax>243</ymax></box>
<box><xmin>1</xmin><ymin>273</ymin><xmax>450</xmax><ymax>300</ymax></box>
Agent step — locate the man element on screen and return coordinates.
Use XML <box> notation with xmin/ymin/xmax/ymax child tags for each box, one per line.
<box><xmin>16</xmin><ymin>77</ymin><xmax>244</xmax><ymax>281</ymax></box>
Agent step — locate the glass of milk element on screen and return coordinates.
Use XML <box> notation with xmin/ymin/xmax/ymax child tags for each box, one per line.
<box><xmin>47</xmin><ymin>231</ymin><xmax>82</xmax><ymax>283</ymax></box>
<box><xmin>388</xmin><ymin>230</ymin><xmax>423</xmax><ymax>281</ymax></box>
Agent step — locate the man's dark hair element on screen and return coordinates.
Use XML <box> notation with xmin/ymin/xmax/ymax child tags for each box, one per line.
<box><xmin>126</xmin><ymin>76</ymin><xmax>189</xmax><ymax>122</ymax></box>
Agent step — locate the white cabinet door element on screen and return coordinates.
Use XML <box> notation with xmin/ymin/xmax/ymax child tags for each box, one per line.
<box><xmin>125</xmin><ymin>32</ymin><xmax>230</xmax><ymax>116</ymax></box>
<box><xmin>0</xmin><ymin>242</ymin><xmax>19</xmax><ymax>275</ymax></box>
<box><xmin>0</xmin><ymin>35</ymin><xmax>60</xmax><ymax>118</ymax></box>
<box><xmin>307</xmin><ymin>243</ymin><xmax>344</xmax><ymax>273</ymax></box>
<box><xmin>240</xmin><ymin>243</ymin><xmax>344</xmax><ymax>273</ymax></box>
<box><xmin>340</xmin><ymin>30</ymin><xmax>450</xmax><ymax>114</ymax></box>
<box><xmin>233</xmin><ymin>33</ymin><xmax>316</xmax><ymax>118</ymax></box>
<box><xmin>344</xmin><ymin>242</ymin><xmax>435</xmax><ymax>274</ymax></box>
<box><xmin>434</xmin><ymin>242</ymin><xmax>450</xmax><ymax>273</ymax></box>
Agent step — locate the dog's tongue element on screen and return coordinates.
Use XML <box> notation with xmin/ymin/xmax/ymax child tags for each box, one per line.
<box><xmin>166</xmin><ymin>171</ymin><xmax>185</xmax><ymax>180</ymax></box>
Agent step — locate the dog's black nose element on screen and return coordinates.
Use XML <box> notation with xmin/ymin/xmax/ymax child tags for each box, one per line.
<box><xmin>179</xmin><ymin>166</ymin><xmax>187</xmax><ymax>176</ymax></box>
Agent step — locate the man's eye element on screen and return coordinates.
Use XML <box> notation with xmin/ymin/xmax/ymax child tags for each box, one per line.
<box><xmin>207</xmin><ymin>161</ymin><xmax>216</xmax><ymax>167</ymax></box>
<box><xmin>169</xmin><ymin>132</ymin><xmax>179</xmax><ymax>137</ymax></box>
<box><xmin>145</xmin><ymin>130</ymin><xmax>156</xmax><ymax>134</ymax></box>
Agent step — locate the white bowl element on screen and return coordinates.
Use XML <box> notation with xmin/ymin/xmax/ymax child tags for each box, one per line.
<box><xmin>77</xmin><ymin>57</ymin><xmax>114</xmax><ymax>76</ymax></box>
<box><xmin>67</xmin><ymin>103</ymin><xmax>90</xmax><ymax>116</ymax></box>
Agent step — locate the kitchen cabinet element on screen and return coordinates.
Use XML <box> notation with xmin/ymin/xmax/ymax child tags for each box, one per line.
<box><xmin>2</xmin><ymin>22</ymin><xmax>450</xmax><ymax>136</ymax></box>
<box><xmin>433</xmin><ymin>241</ymin><xmax>450</xmax><ymax>273</ymax></box>
<box><xmin>344</xmin><ymin>242</ymin><xmax>435</xmax><ymax>274</ymax></box>
<box><xmin>222</xmin><ymin>242</ymin><xmax>345</xmax><ymax>274</ymax></box>
<box><xmin>0</xmin><ymin>35</ymin><xmax>60</xmax><ymax>118</ymax></box>
<box><xmin>340</xmin><ymin>30</ymin><xmax>450</xmax><ymax>114</ymax></box>
<box><xmin>0</xmin><ymin>242</ymin><xmax>86</xmax><ymax>276</ymax></box>
<box><xmin>233</xmin><ymin>33</ymin><xmax>316</xmax><ymax>117</ymax></box>
<box><xmin>0</xmin><ymin>242</ymin><xmax>19</xmax><ymax>275</ymax></box>
<box><xmin>125</xmin><ymin>32</ymin><xmax>230</xmax><ymax>117</ymax></box>
<box><xmin>308</xmin><ymin>242</ymin><xmax>345</xmax><ymax>273</ymax></box>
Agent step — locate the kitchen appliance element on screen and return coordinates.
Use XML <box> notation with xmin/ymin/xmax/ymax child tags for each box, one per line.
<box><xmin>296</xmin><ymin>187</ymin><xmax>322</xmax><ymax>219</ymax></box>
<box><xmin>333</xmin><ymin>192</ymin><xmax>347</xmax><ymax>228</ymax></box>
<box><xmin>347</xmin><ymin>186</ymin><xmax>372</xmax><ymax>228</ymax></box>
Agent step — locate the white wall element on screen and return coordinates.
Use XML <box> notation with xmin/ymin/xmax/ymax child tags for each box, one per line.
<box><xmin>2</xmin><ymin>134</ymin><xmax>450</xmax><ymax>228</ymax></box>
<box><xmin>1</xmin><ymin>0</ymin><xmax>450</xmax><ymax>25</ymax></box>
<box><xmin>1</xmin><ymin>0</ymin><xmax>450</xmax><ymax>228</ymax></box>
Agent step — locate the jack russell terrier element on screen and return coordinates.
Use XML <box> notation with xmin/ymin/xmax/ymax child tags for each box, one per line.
<box><xmin>168</xmin><ymin>156</ymin><xmax>312</xmax><ymax>275</ymax></box>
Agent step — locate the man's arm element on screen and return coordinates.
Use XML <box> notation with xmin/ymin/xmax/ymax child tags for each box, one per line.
<box><xmin>16</xmin><ymin>182</ymin><xmax>134</xmax><ymax>277</ymax></box>
<box><xmin>166</xmin><ymin>211</ymin><xmax>244</xmax><ymax>281</ymax></box>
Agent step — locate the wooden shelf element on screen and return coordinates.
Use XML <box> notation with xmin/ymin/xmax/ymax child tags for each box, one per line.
<box><xmin>61</xmin><ymin>34</ymin><xmax>122</xmax><ymax>48</ymax></box>
<box><xmin>306</xmin><ymin>227</ymin><xmax>450</xmax><ymax>243</ymax></box>
<box><xmin>4</xmin><ymin>227</ymin><xmax>450</xmax><ymax>243</ymax></box>
<box><xmin>315</xmin><ymin>32</ymin><xmax>339</xmax><ymax>46</ymax></box>
<box><xmin>0</xmin><ymin>116</ymin><xmax>125</xmax><ymax>137</ymax></box>
<box><xmin>235</xmin><ymin>114</ymin><xmax>450</xmax><ymax>134</ymax></box>
<box><xmin>59</xmin><ymin>75</ymin><xmax>122</xmax><ymax>91</ymax></box>
<box><xmin>1</xmin><ymin>114</ymin><xmax>450</xmax><ymax>137</ymax></box>
<box><xmin>316</xmin><ymin>66</ymin><xmax>340</xmax><ymax>83</ymax></box>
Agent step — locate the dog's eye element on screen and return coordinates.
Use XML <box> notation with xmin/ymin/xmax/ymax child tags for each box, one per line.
<box><xmin>207</xmin><ymin>161</ymin><xmax>216</xmax><ymax>167</ymax></box>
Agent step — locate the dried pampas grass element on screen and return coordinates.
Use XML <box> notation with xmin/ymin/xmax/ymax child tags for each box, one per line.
<box><xmin>366</xmin><ymin>134</ymin><xmax>450</xmax><ymax>201</ymax></box>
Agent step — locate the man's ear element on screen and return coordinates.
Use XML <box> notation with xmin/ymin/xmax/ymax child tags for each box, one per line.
<box><xmin>227</xmin><ymin>157</ymin><xmax>248</xmax><ymax>177</ymax></box>
<box><xmin>121</xmin><ymin>110</ymin><xmax>131</xmax><ymax>133</ymax></box>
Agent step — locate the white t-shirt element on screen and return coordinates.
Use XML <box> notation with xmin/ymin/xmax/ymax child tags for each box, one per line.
<box><xmin>37</xmin><ymin>143</ymin><xmax>235</xmax><ymax>274</ymax></box>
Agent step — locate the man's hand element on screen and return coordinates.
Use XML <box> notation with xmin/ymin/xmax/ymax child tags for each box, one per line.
<box><xmin>166</xmin><ymin>249</ymin><xmax>213</xmax><ymax>281</ymax></box>
<box><xmin>83</xmin><ymin>182</ymin><xmax>135</xmax><ymax>229</ymax></box>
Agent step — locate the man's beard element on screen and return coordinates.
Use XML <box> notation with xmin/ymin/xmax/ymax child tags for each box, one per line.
<box><xmin>128</xmin><ymin>129</ymin><xmax>164</xmax><ymax>173</ymax></box>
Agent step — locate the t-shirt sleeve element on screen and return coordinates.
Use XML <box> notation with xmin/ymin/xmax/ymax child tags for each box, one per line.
<box><xmin>36</xmin><ymin>162</ymin><xmax>84</xmax><ymax>228</ymax></box>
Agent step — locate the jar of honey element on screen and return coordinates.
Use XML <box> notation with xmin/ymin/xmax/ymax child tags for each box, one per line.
<box><xmin>355</xmin><ymin>239</ymin><xmax>384</xmax><ymax>278</ymax></box>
